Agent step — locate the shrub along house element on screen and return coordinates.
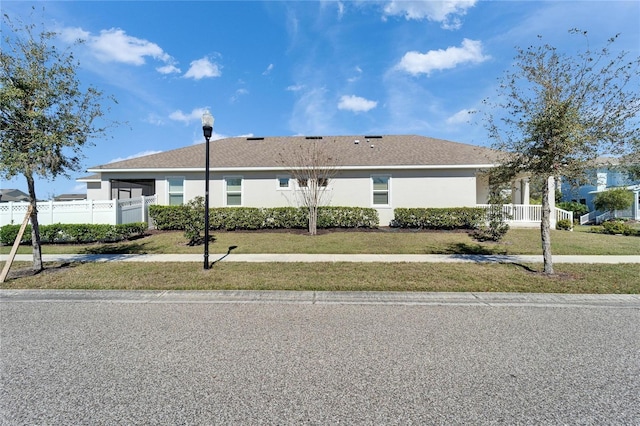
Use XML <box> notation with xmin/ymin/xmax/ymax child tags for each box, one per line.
<box><xmin>79</xmin><ymin>134</ymin><xmax>537</xmax><ymax>226</ymax></box>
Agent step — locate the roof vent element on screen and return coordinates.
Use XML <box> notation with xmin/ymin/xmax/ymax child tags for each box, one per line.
<box><xmin>305</xmin><ymin>136</ymin><xmax>323</xmax><ymax>140</ymax></box>
<box><xmin>246</xmin><ymin>137</ymin><xmax>264</xmax><ymax>141</ymax></box>
<box><xmin>354</xmin><ymin>139</ymin><xmax>360</xmax><ymax>144</ymax></box>
<box><xmin>364</xmin><ymin>135</ymin><xmax>382</xmax><ymax>139</ymax></box>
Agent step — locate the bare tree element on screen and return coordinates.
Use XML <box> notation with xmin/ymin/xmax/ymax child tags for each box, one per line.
<box><xmin>280</xmin><ymin>139</ymin><xmax>339</xmax><ymax>235</ymax></box>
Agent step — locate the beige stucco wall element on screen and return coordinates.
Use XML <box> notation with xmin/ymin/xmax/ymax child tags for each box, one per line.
<box><xmin>86</xmin><ymin>168</ymin><xmax>490</xmax><ymax>226</ymax></box>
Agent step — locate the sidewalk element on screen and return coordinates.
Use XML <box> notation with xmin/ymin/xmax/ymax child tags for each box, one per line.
<box><xmin>4</xmin><ymin>253</ymin><xmax>640</xmax><ymax>263</ymax></box>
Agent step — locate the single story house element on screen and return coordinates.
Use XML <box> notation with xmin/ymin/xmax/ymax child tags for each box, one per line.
<box><xmin>79</xmin><ymin>134</ymin><xmax>532</xmax><ymax>226</ymax></box>
<box><xmin>0</xmin><ymin>189</ymin><xmax>30</xmax><ymax>203</ymax></box>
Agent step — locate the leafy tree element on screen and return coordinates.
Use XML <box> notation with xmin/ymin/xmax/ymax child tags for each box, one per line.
<box><xmin>484</xmin><ymin>30</ymin><xmax>640</xmax><ymax>274</ymax></box>
<box><xmin>0</xmin><ymin>11</ymin><xmax>115</xmax><ymax>271</ymax></box>
<box><xmin>279</xmin><ymin>139</ymin><xmax>338</xmax><ymax>235</ymax></box>
<box><xmin>594</xmin><ymin>188</ymin><xmax>634</xmax><ymax>219</ymax></box>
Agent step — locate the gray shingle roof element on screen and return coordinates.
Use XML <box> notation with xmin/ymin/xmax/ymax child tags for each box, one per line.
<box><xmin>88</xmin><ymin>135</ymin><xmax>500</xmax><ymax>171</ymax></box>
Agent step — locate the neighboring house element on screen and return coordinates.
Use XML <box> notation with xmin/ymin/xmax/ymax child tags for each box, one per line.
<box><xmin>0</xmin><ymin>189</ymin><xmax>30</xmax><ymax>203</ymax></box>
<box><xmin>79</xmin><ymin>135</ymin><xmax>516</xmax><ymax>226</ymax></box>
<box><xmin>53</xmin><ymin>193</ymin><xmax>87</xmax><ymax>201</ymax></box>
<box><xmin>560</xmin><ymin>157</ymin><xmax>640</xmax><ymax>221</ymax></box>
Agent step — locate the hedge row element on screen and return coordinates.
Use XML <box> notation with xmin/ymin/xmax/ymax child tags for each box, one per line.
<box><xmin>0</xmin><ymin>222</ymin><xmax>147</xmax><ymax>245</ymax></box>
<box><xmin>149</xmin><ymin>205</ymin><xmax>379</xmax><ymax>231</ymax></box>
<box><xmin>391</xmin><ymin>207</ymin><xmax>486</xmax><ymax>229</ymax></box>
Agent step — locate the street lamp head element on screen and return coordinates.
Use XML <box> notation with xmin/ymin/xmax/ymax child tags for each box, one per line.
<box><xmin>202</xmin><ymin>110</ymin><xmax>214</xmax><ymax>139</ymax></box>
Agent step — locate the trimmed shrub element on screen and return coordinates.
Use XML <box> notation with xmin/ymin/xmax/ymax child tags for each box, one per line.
<box><xmin>392</xmin><ymin>207</ymin><xmax>486</xmax><ymax>230</ymax></box>
<box><xmin>601</xmin><ymin>220</ymin><xmax>632</xmax><ymax>235</ymax></box>
<box><xmin>148</xmin><ymin>205</ymin><xmax>190</xmax><ymax>230</ymax></box>
<box><xmin>0</xmin><ymin>222</ymin><xmax>147</xmax><ymax>245</ymax></box>
<box><xmin>556</xmin><ymin>219</ymin><xmax>573</xmax><ymax>231</ymax></box>
<box><xmin>148</xmin><ymin>205</ymin><xmax>379</xmax><ymax>231</ymax></box>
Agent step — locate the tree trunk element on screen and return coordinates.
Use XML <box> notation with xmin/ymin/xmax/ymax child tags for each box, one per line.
<box><xmin>308</xmin><ymin>205</ymin><xmax>317</xmax><ymax>235</ymax></box>
<box><xmin>25</xmin><ymin>174</ymin><xmax>43</xmax><ymax>272</ymax></box>
<box><xmin>540</xmin><ymin>176</ymin><xmax>554</xmax><ymax>274</ymax></box>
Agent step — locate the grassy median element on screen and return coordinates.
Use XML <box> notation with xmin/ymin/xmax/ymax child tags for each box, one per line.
<box><xmin>2</xmin><ymin>227</ymin><xmax>639</xmax><ymax>293</ymax></box>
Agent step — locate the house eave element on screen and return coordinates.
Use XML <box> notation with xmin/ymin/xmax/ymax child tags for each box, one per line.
<box><xmin>86</xmin><ymin>164</ymin><xmax>498</xmax><ymax>174</ymax></box>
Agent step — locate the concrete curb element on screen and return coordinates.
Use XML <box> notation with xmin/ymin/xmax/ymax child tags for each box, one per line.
<box><xmin>1</xmin><ymin>289</ymin><xmax>639</xmax><ymax>307</ymax></box>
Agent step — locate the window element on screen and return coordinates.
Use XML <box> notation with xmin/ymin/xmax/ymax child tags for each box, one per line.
<box><xmin>167</xmin><ymin>177</ymin><xmax>184</xmax><ymax>205</ymax></box>
<box><xmin>225</xmin><ymin>177</ymin><xmax>242</xmax><ymax>206</ymax></box>
<box><xmin>296</xmin><ymin>178</ymin><xmax>327</xmax><ymax>188</ymax></box>
<box><xmin>277</xmin><ymin>176</ymin><xmax>291</xmax><ymax>190</ymax></box>
<box><xmin>372</xmin><ymin>175</ymin><xmax>390</xmax><ymax>206</ymax></box>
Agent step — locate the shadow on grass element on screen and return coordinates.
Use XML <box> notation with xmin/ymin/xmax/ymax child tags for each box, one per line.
<box><xmin>443</xmin><ymin>242</ymin><xmax>503</xmax><ymax>255</ymax></box>
<box><xmin>81</xmin><ymin>242</ymin><xmax>149</xmax><ymax>255</ymax></box>
<box><xmin>5</xmin><ymin>261</ymin><xmax>81</xmax><ymax>281</ymax></box>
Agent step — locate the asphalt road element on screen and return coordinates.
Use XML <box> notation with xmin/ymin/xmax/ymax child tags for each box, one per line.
<box><xmin>1</xmin><ymin>292</ymin><xmax>639</xmax><ymax>425</ymax></box>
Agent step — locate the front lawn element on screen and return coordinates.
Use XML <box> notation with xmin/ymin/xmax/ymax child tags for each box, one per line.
<box><xmin>2</xmin><ymin>227</ymin><xmax>639</xmax><ymax>256</ymax></box>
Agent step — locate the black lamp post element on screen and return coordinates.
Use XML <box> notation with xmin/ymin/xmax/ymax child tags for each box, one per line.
<box><xmin>201</xmin><ymin>110</ymin><xmax>214</xmax><ymax>270</ymax></box>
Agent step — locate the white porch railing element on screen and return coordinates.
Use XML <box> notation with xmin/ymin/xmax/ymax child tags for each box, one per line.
<box><xmin>581</xmin><ymin>208</ymin><xmax>636</xmax><ymax>225</ymax></box>
<box><xmin>477</xmin><ymin>204</ymin><xmax>573</xmax><ymax>226</ymax></box>
<box><xmin>0</xmin><ymin>195</ymin><xmax>156</xmax><ymax>227</ymax></box>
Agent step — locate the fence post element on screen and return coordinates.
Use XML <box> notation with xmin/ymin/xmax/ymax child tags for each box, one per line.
<box><xmin>141</xmin><ymin>195</ymin><xmax>146</xmax><ymax>223</ymax></box>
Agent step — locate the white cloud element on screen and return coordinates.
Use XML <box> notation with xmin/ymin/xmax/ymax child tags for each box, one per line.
<box><xmin>384</xmin><ymin>0</ymin><xmax>477</xmax><ymax>29</ymax></box>
<box><xmin>446</xmin><ymin>109</ymin><xmax>472</xmax><ymax>125</ymax></box>
<box><xmin>110</xmin><ymin>150</ymin><xmax>163</xmax><ymax>164</ymax></box>
<box><xmin>59</xmin><ymin>27</ymin><xmax>90</xmax><ymax>43</ymax></box>
<box><xmin>169</xmin><ymin>107</ymin><xmax>210</xmax><ymax>124</ymax></box>
<box><xmin>347</xmin><ymin>66</ymin><xmax>363</xmax><ymax>83</ymax></box>
<box><xmin>231</xmin><ymin>88</ymin><xmax>249</xmax><ymax>103</ymax></box>
<box><xmin>396</xmin><ymin>38</ymin><xmax>489</xmax><ymax>76</ymax></box>
<box><xmin>286</xmin><ymin>84</ymin><xmax>305</xmax><ymax>92</ymax></box>
<box><xmin>338</xmin><ymin>95</ymin><xmax>378</xmax><ymax>113</ymax></box>
<box><xmin>144</xmin><ymin>113</ymin><xmax>165</xmax><ymax>126</ymax></box>
<box><xmin>157</xmin><ymin>64</ymin><xmax>181</xmax><ymax>75</ymax></box>
<box><xmin>184</xmin><ymin>57</ymin><xmax>222</xmax><ymax>80</ymax></box>
<box><xmin>59</xmin><ymin>26</ymin><xmax>179</xmax><ymax>73</ymax></box>
<box><xmin>262</xmin><ymin>64</ymin><xmax>274</xmax><ymax>75</ymax></box>
<box><xmin>289</xmin><ymin>87</ymin><xmax>335</xmax><ymax>135</ymax></box>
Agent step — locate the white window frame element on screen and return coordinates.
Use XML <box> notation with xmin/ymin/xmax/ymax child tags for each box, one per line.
<box><xmin>224</xmin><ymin>175</ymin><xmax>243</xmax><ymax>206</ymax></box>
<box><xmin>371</xmin><ymin>174</ymin><xmax>391</xmax><ymax>207</ymax></box>
<box><xmin>166</xmin><ymin>176</ymin><xmax>185</xmax><ymax>206</ymax></box>
<box><xmin>277</xmin><ymin>175</ymin><xmax>291</xmax><ymax>191</ymax></box>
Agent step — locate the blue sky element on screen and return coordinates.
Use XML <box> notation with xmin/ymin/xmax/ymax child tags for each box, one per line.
<box><xmin>2</xmin><ymin>1</ymin><xmax>639</xmax><ymax>200</ymax></box>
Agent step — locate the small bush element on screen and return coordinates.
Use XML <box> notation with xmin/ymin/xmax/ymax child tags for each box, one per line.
<box><xmin>601</xmin><ymin>220</ymin><xmax>632</xmax><ymax>235</ymax></box>
<box><xmin>556</xmin><ymin>219</ymin><xmax>573</xmax><ymax>231</ymax></box>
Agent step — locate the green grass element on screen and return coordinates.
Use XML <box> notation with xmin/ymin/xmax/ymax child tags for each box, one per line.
<box><xmin>2</xmin><ymin>227</ymin><xmax>639</xmax><ymax>256</ymax></box>
<box><xmin>3</xmin><ymin>228</ymin><xmax>639</xmax><ymax>293</ymax></box>
<box><xmin>3</xmin><ymin>261</ymin><xmax>639</xmax><ymax>294</ymax></box>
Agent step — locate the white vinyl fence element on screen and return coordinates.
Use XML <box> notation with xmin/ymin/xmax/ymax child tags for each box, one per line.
<box><xmin>0</xmin><ymin>196</ymin><xmax>156</xmax><ymax>227</ymax></box>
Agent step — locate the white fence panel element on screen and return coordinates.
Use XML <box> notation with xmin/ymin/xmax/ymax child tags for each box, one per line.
<box><xmin>0</xmin><ymin>196</ymin><xmax>156</xmax><ymax>226</ymax></box>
